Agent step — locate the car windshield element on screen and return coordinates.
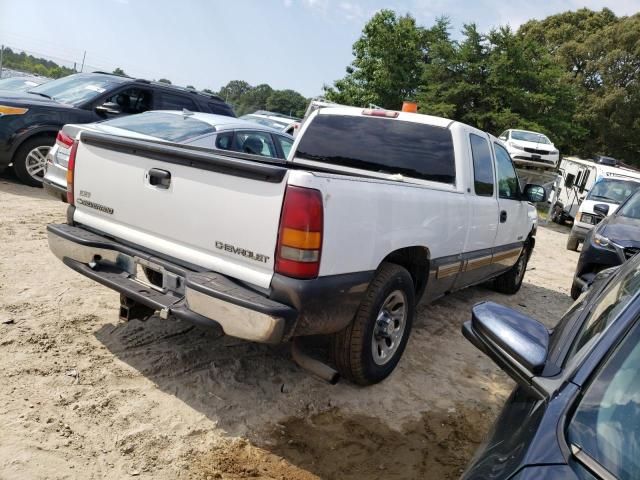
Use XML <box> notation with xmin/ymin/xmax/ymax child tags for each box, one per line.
<box><xmin>587</xmin><ymin>179</ymin><xmax>640</xmax><ymax>204</ymax></box>
<box><xmin>101</xmin><ymin>112</ymin><xmax>215</xmax><ymax>142</ymax></box>
<box><xmin>0</xmin><ymin>77</ymin><xmax>41</xmax><ymax>91</ymax></box>
<box><xmin>28</xmin><ymin>74</ymin><xmax>123</xmax><ymax>105</ymax></box>
<box><xmin>510</xmin><ymin>130</ymin><xmax>551</xmax><ymax>144</ymax></box>
<box><xmin>241</xmin><ymin>115</ymin><xmax>289</xmax><ymax>130</ymax></box>
<box><xmin>617</xmin><ymin>191</ymin><xmax>640</xmax><ymax>220</ymax></box>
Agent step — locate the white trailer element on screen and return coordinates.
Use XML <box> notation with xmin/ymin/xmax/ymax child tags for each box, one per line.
<box><xmin>548</xmin><ymin>156</ymin><xmax>640</xmax><ymax>224</ymax></box>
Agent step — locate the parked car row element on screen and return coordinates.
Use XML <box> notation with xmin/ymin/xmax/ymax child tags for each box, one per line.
<box><xmin>0</xmin><ymin>72</ymin><xmax>235</xmax><ymax>186</ymax></box>
<box><xmin>43</xmin><ymin>110</ymin><xmax>293</xmax><ymax>201</ymax></box>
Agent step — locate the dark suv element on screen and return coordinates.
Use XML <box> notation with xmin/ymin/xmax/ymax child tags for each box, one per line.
<box><xmin>0</xmin><ymin>72</ymin><xmax>235</xmax><ymax>186</ymax></box>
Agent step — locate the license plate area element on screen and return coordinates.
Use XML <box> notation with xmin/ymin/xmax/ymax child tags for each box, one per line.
<box><xmin>132</xmin><ymin>257</ymin><xmax>184</xmax><ymax>295</ymax></box>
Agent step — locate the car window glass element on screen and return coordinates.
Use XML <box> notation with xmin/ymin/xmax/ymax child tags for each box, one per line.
<box><xmin>568</xmin><ymin>319</ymin><xmax>640</xmax><ymax>480</ymax></box>
<box><xmin>234</xmin><ymin>131</ymin><xmax>277</xmax><ymax>157</ymax></box>
<box><xmin>565</xmin><ymin>262</ymin><xmax>640</xmax><ymax>366</ymax></box>
<box><xmin>494</xmin><ymin>142</ymin><xmax>520</xmax><ymax>200</ymax></box>
<box><xmin>295</xmin><ymin>114</ymin><xmax>456</xmax><ymax>184</ymax></box>
<box><xmin>102</xmin><ymin>112</ymin><xmax>214</xmax><ymax>142</ymax></box>
<box><xmin>214</xmin><ymin>132</ymin><xmax>234</xmax><ymax>150</ymax></box>
<box><xmin>618</xmin><ymin>191</ymin><xmax>640</xmax><ymax>220</ymax></box>
<box><xmin>587</xmin><ymin>180</ymin><xmax>640</xmax><ymax>204</ymax></box>
<box><xmin>470</xmin><ymin>133</ymin><xmax>494</xmax><ymax>196</ymax></box>
<box><xmin>158</xmin><ymin>92</ymin><xmax>197</xmax><ymax>111</ymax></box>
<box><xmin>510</xmin><ymin>130</ymin><xmax>551</xmax><ymax>144</ymax></box>
<box><xmin>276</xmin><ymin>135</ymin><xmax>293</xmax><ymax>159</ymax></box>
<box><xmin>104</xmin><ymin>88</ymin><xmax>152</xmax><ymax>114</ymax></box>
<box><xmin>29</xmin><ymin>74</ymin><xmax>123</xmax><ymax>105</ymax></box>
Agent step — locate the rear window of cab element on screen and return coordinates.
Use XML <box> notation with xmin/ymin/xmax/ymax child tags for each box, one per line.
<box><xmin>294</xmin><ymin>114</ymin><xmax>455</xmax><ymax>184</ymax></box>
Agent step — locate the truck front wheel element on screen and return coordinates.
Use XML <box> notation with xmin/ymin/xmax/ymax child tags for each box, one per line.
<box><xmin>331</xmin><ymin>262</ymin><xmax>415</xmax><ymax>385</ymax></box>
<box><xmin>493</xmin><ymin>245</ymin><xmax>529</xmax><ymax>294</ymax></box>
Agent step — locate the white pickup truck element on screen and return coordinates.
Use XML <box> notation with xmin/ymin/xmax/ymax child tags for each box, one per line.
<box><xmin>47</xmin><ymin>106</ymin><xmax>545</xmax><ymax>385</ymax></box>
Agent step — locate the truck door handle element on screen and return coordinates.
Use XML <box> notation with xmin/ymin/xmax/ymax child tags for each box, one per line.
<box><xmin>500</xmin><ymin>210</ymin><xmax>508</xmax><ymax>223</ymax></box>
<box><xmin>148</xmin><ymin>168</ymin><xmax>171</xmax><ymax>189</ymax></box>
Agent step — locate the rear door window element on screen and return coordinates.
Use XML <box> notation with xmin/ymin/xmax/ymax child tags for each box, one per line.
<box><xmin>294</xmin><ymin>114</ymin><xmax>456</xmax><ymax>184</ymax></box>
<box><xmin>104</xmin><ymin>88</ymin><xmax>153</xmax><ymax>114</ymax></box>
<box><xmin>275</xmin><ymin>135</ymin><xmax>293</xmax><ymax>159</ymax></box>
<box><xmin>470</xmin><ymin>133</ymin><xmax>494</xmax><ymax>196</ymax></box>
<box><xmin>157</xmin><ymin>91</ymin><xmax>198</xmax><ymax>111</ymax></box>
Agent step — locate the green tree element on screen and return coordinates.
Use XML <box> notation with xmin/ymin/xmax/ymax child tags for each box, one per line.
<box><xmin>186</xmin><ymin>84</ymin><xmax>196</xmax><ymax>90</ymax></box>
<box><xmin>324</xmin><ymin>9</ymin><xmax>426</xmax><ymax>109</ymax></box>
<box><xmin>158</xmin><ymin>78</ymin><xmax>172</xmax><ymax>84</ymax></box>
<box><xmin>112</xmin><ymin>67</ymin><xmax>126</xmax><ymax>76</ymax></box>
<box><xmin>266</xmin><ymin>89</ymin><xmax>308</xmax><ymax>117</ymax></box>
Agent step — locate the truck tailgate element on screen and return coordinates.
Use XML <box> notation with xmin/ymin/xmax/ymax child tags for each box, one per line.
<box><xmin>71</xmin><ymin>132</ymin><xmax>288</xmax><ymax>289</ymax></box>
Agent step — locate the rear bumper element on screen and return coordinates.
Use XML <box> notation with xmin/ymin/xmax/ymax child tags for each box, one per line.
<box><xmin>47</xmin><ymin>223</ymin><xmax>372</xmax><ymax>342</ymax></box>
<box><xmin>47</xmin><ymin>223</ymin><xmax>295</xmax><ymax>343</ymax></box>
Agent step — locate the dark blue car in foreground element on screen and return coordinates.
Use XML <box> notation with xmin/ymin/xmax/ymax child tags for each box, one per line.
<box><xmin>462</xmin><ymin>255</ymin><xmax>640</xmax><ymax>479</ymax></box>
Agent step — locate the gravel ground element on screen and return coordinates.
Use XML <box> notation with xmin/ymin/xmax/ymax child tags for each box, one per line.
<box><xmin>0</xmin><ymin>171</ymin><xmax>577</xmax><ymax>479</ymax></box>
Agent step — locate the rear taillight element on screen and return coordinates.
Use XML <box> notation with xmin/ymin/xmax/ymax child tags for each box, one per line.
<box><xmin>56</xmin><ymin>130</ymin><xmax>74</xmax><ymax>148</ymax></box>
<box><xmin>66</xmin><ymin>140</ymin><xmax>79</xmax><ymax>205</ymax></box>
<box><xmin>275</xmin><ymin>186</ymin><xmax>323</xmax><ymax>279</ymax></box>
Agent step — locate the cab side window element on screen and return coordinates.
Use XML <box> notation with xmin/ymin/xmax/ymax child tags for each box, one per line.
<box><xmin>494</xmin><ymin>142</ymin><xmax>520</xmax><ymax>200</ymax></box>
<box><xmin>470</xmin><ymin>133</ymin><xmax>494</xmax><ymax>196</ymax></box>
<box><xmin>214</xmin><ymin>131</ymin><xmax>234</xmax><ymax>151</ymax></box>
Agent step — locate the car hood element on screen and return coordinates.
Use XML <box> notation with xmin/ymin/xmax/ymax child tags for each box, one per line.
<box><xmin>0</xmin><ymin>90</ymin><xmax>74</xmax><ymax>109</ymax></box>
<box><xmin>601</xmin><ymin>215</ymin><xmax>640</xmax><ymax>248</ymax></box>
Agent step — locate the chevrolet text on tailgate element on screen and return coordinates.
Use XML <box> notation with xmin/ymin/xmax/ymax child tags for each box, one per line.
<box><xmin>48</xmin><ymin>106</ymin><xmax>545</xmax><ymax>385</ymax></box>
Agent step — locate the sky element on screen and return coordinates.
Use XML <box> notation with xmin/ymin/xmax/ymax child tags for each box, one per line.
<box><xmin>1</xmin><ymin>0</ymin><xmax>639</xmax><ymax>97</ymax></box>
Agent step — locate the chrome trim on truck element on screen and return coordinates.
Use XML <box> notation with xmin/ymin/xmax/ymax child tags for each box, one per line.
<box><xmin>47</xmin><ymin>224</ymin><xmax>291</xmax><ymax>344</ymax></box>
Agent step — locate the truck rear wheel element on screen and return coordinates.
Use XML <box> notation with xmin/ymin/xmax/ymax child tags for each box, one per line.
<box><xmin>566</xmin><ymin>235</ymin><xmax>579</xmax><ymax>251</ymax></box>
<box><xmin>493</xmin><ymin>246</ymin><xmax>529</xmax><ymax>295</ymax></box>
<box><xmin>331</xmin><ymin>262</ymin><xmax>415</xmax><ymax>385</ymax></box>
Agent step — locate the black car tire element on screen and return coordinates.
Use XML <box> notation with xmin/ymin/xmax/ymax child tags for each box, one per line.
<box><xmin>566</xmin><ymin>235</ymin><xmax>580</xmax><ymax>251</ymax></box>
<box><xmin>12</xmin><ymin>135</ymin><xmax>54</xmax><ymax>187</ymax></box>
<box><xmin>331</xmin><ymin>262</ymin><xmax>415</xmax><ymax>385</ymax></box>
<box><xmin>550</xmin><ymin>205</ymin><xmax>564</xmax><ymax>224</ymax></box>
<box><xmin>494</xmin><ymin>246</ymin><xmax>529</xmax><ymax>295</ymax></box>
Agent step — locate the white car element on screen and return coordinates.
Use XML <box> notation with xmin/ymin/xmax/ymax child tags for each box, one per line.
<box><xmin>43</xmin><ymin>110</ymin><xmax>294</xmax><ymax>201</ymax></box>
<box><xmin>498</xmin><ymin>129</ymin><xmax>559</xmax><ymax>169</ymax></box>
<box><xmin>240</xmin><ymin>111</ymin><xmax>300</xmax><ymax>135</ymax></box>
<box><xmin>47</xmin><ymin>106</ymin><xmax>544</xmax><ymax>385</ymax></box>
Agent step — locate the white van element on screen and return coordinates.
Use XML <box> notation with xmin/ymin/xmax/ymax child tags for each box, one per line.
<box><xmin>549</xmin><ymin>156</ymin><xmax>640</xmax><ymax>226</ymax></box>
<box><xmin>566</xmin><ymin>177</ymin><xmax>640</xmax><ymax>250</ymax></box>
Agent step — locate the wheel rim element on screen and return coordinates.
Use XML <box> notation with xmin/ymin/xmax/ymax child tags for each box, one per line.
<box><xmin>371</xmin><ymin>290</ymin><xmax>407</xmax><ymax>366</ymax></box>
<box><xmin>25</xmin><ymin>146</ymin><xmax>51</xmax><ymax>180</ymax></box>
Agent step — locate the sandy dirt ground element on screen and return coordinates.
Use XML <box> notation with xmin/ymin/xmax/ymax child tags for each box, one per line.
<box><xmin>0</xmin><ymin>172</ymin><xmax>577</xmax><ymax>479</ymax></box>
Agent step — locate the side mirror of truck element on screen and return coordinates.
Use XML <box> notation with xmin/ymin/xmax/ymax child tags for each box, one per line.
<box><xmin>523</xmin><ymin>184</ymin><xmax>547</xmax><ymax>203</ymax></box>
<box><xmin>593</xmin><ymin>203</ymin><xmax>610</xmax><ymax>217</ymax></box>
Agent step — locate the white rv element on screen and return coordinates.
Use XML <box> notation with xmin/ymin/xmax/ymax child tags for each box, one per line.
<box><xmin>548</xmin><ymin>156</ymin><xmax>640</xmax><ymax>226</ymax></box>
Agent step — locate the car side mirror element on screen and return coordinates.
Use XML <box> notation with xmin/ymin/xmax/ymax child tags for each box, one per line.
<box><xmin>95</xmin><ymin>102</ymin><xmax>121</xmax><ymax>116</ymax></box>
<box><xmin>593</xmin><ymin>203</ymin><xmax>610</xmax><ymax>217</ymax></box>
<box><xmin>462</xmin><ymin>302</ymin><xmax>549</xmax><ymax>397</ymax></box>
<box><xmin>523</xmin><ymin>183</ymin><xmax>547</xmax><ymax>203</ymax></box>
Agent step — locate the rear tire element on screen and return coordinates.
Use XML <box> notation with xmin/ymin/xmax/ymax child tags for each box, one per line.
<box><xmin>493</xmin><ymin>246</ymin><xmax>529</xmax><ymax>294</ymax></box>
<box><xmin>331</xmin><ymin>263</ymin><xmax>415</xmax><ymax>385</ymax></box>
<box><xmin>12</xmin><ymin>135</ymin><xmax>54</xmax><ymax>187</ymax></box>
<box><xmin>566</xmin><ymin>235</ymin><xmax>579</xmax><ymax>251</ymax></box>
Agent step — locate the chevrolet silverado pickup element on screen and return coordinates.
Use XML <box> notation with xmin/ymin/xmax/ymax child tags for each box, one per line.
<box><xmin>47</xmin><ymin>106</ymin><xmax>545</xmax><ymax>385</ymax></box>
